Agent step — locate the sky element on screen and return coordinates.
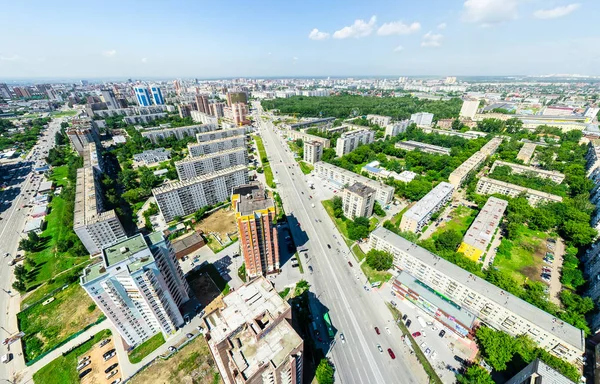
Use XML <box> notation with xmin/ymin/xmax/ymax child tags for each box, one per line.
<box><xmin>1</xmin><ymin>0</ymin><xmax>599</xmax><ymax>79</ymax></box>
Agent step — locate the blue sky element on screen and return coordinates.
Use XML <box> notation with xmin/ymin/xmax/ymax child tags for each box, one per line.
<box><xmin>0</xmin><ymin>0</ymin><xmax>598</xmax><ymax>79</ymax></box>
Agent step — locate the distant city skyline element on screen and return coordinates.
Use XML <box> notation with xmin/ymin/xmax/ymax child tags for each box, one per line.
<box><xmin>1</xmin><ymin>0</ymin><xmax>598</xmax><ymax>79</ymax></box>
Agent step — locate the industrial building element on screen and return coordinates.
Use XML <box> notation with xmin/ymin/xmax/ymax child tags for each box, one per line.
<box><xmin>395</xmin><ymin>140</ymin><xmax>451</xmax><ymax>156</ymax></box>
<box><xmin>370</xmin><ymin>227</ymin><xmax>584</xmax><ymax>366</ymax></box>
<box><xmin>342</xmin><ymin>183</ymin><xmax>376</xmax><ymax>219</ymax></box>
<box><xmin>314</xmin><ymin>162</ymin><xmax>395</xmax><ymax>205</ymax></box>
<box><xmin>80</xmin><ymin>233</ymin><xmax>189</xmax><ymax>347</ymax></box>
<box><xmin>490</xmin><ymin>160</ymin><xmax>565</xmax><ymax>184</ymax></box>
<box><xmin>175</xmin><ymin>147</ymin><xmax>247</xmax><ymax>180</ymax></box>
<box><xmin>399</xmin><ymin>182</ymin><xmax>454</xmax><ymax>233</ymax></box>
<box><xmin>335</xmin><ymin>129</ymin><xmax>375</xmax><ymax>157</ymax></box>
<box><xmin>457</xmin><ymin>197</ymin><xmax>508</xmax><ymax>261</ymax></box>
<box><xmin>205</xmin><ymin>277</ymin><xmax>303</xmax><ymax>384</ymax></box>
<box><xmin>476</xmin><ymin>177</ymin><xmax>563</xmax><ymax>205</ymax></box>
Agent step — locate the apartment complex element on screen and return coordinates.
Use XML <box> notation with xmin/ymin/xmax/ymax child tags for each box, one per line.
<box><xmin>385</xmin><ymin>120</ymin><xmax>410</xmax><ymax>138</ymax></box>
<box><xmin>175</xmin><ymin>147</ymin><xmax>247</xmax><ymax>180</ymax></box>
<box><xmin>476</xmin><ymin>177</ymin><xmax>563</xmax><ymax>205</ymax></box>
<box><xmin>448</xmin><ymin>137</ymin><xmax>503</xmax><ymax>187</ymax></box>
<box><xmin>195</xmin><ymin>94</ymin><xmax>210</xmax><ymax>114</ymax></box>
<box><xmin>134</xmin><ymin>86</ymin><xmax>152</xmax><ymax>106</ymax></box>
<box><xmin>153</xmin><ymin>165</ymin><xmax>249</xmax><ymax>222</ymax></box>
<box><xmin>141</xmin><ymin>124</ymin><xmax>218</xmax><ymax>144</ymax></box>
<box><xmin>420</xmin><ymin>127</ymin><xmax>486</xmax><ymax>140</ymax></box>
<box><xmin>395</xmin><ymin>140</ymin><xmax>451</xmax><ymax>156</ymax></box>
<box><xmin>366</xmin><ymin>114</ymin><xmax>392</xmax><ymax>126</ymax></box>
<box><xmin>491</xmin><ymin>160</ymin><xmax>565</xmax><ymax>184</ymax></box>
<box><xmin>410</xmin><ymin>112</ymin><xmax>434</xmax><ymax>127</ymax></box>
<box><xmin>132</xmin><ymin>148</ymin><xmax>171</xmax><ymax>165</ymax></box>
<box><xmin>287</xmin><ymin>130</ymin><xmax>330</xmax><ymax>148</ymax></box>
<box><xmin>342</xmin><ymin>183</ymin><xmax>376</xmax><ymax>219</ymax></box>
<box><xmin>457</xmin><ymin>197</ymin><xmax>508</xmax><ymax>261</ymax></box>
<box><xmin>314</xmin><ymin>162</ymin><xmax>395</xmax><ymax>204</ymax></box>
<box><xmin>232</xmin><ymin>184</ymin><xmax>280</xmax><ymax>278</ymax></box>
<box><xmin>188</xmin><ymin>135</ymin><xmax>247</xmax><ymax>157</ymax></box>
<box><xmin>369</xmin><ymin>227</ymin><xmax>584</xmax><ymax>366</ymax></box>
<box><xmin>335</xmin><ymin>129</ymin><xmax>375</xmax><ymax>157</ymax></box>
<box><xmin>195</xmin><ymin>127</ymin><xmax>247</xmax><ymax>143</ymax></box>
<box><xmin>205</xmin><ymin>277</ymin><xmax>303</xmax><ymax>384</ymax></box>
<box><xmin>400</xmin><ymin>182</ymin><xmax>454</xmax><ymax>233</ymax></box>
<box><xmin>459</xmin><ymin>99</ymin><xmax>479</xmax><ymax>120</ymax></box>
<box><xmin>74</xmin><ymin>145</ymin><xmax>126</xmax><ymax>255</ymax></box>
<box><xmin>517</xmin><ymin>142</ymin><xmax>537</xmax><ymax>164</ymax></box>
<box><xmin>586</xmin><ymin>139</ymin><xmax>600</xmax><ymax>177</ymax></box>
<box><xmin>66</xmin><ymin>118</ymin><xmax>100</xmax><ymax>155</ymax></box>
<box><xmin>504</xmin><ymin>359</ymin><xmax>575</xmax><ymax>384</ymax></box>
<box><xmin>303</xmin><ymin>140</ymin><xmax>323</xmax><ymax>164</ymax></box>
<box><xmin>150</xmin><ymin>85</ymin><xmax>164</xmax><ymax>105</ymax></box>
<box><xmin>190</xmin><ymin>110</ymin><xmax>218</xmax><ymax>125</ymax></box>
<box><xmin>80</xmin><ymin>233</ymin><xmax>189</xmax><ymax>347</ymax></box>
<box><xmin>230</xmin><ymin>102</ymin><xmax>248</xmax><ymax>125</ymax></box>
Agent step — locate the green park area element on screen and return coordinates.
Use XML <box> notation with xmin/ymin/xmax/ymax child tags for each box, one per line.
<box><xmin>51</xmin><ymin>110</ymin><xmax>78</xmax><ymax>118</ymax></box>
<box><xmin>493</xmin><ymin>227</ymin><xmax>549</xmax><ymax>285</ymax></box>
<box><xmin>18</xmin><ymin>284</ymin><xmax>104</xmax><ymax>363</ymax></box>
<box><xmin>430</xmin><ymin>205</ymin><xmax>476</xmax><ymax>237</ymax></box>
<box><xmin>298</xmin><ymin>161</ymin><xmax>313</xmax><ymax>175</ymax></box>
<box><xmin>33</xmin><ymin>329</ymin><xmax>112</xmax><ymax>384</ymax></box>
<box><xmin>129</xmin><ymin>332</ymin><xmax>166</xmax><ymax>364</ymax></box>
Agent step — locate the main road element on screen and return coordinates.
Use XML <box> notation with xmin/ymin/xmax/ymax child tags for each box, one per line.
<box><xmin>0</xmin><ymin>112</ymin><xmax>73</xmax><ymax>382</ymax></box>
<box><xmin>253</xmin><ymin>104</ymin><xmax>425</xmax><ymax>384</ymax></box>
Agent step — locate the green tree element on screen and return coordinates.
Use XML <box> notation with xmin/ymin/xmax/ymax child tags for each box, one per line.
<box><xmin>315</xmin><ymin>359</ymin><xmax>335</xmax><ymax>384</ymax></box>
<box><xmin>332</xmin><ymin>196</ymin><xmax>343</xmax><ymax>218</ymax></box>
<box><xmin>435</xmin><ymin>230</ymin><xmax>462</xmax><ymax>252</ymax></box>
<box><xmin>457</xmin><ymin>365</ymin><xmax>494</xmax><ymax>384</ymax></box>
<box><xmin>294</xmin><ymin>138</ymin><xmax>303</xmax><ymax>149</ymax></box>
<box><xmin>365</xmin><ymin>249</ymin><xmax>393</xmax><ymax>271</ymax></box>
<box><xmin>347</xmin><ymin>216</ymin><xmax>370</xmax><ymax>240</ymax></box>
<box><xmin>373</xmin><ymin>201</ymin><xmax>385</xmax><ymax>216</ymax></box>
<box><xmin>475</xmin><ymin>327</ymin><xmax>515</xmax><ymax>370</ymax></box>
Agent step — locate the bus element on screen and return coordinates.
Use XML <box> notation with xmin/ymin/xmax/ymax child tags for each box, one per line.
<box><xmin>323</xmin><ymin>312</ymin><xmax>335</xmax><ymax>339</ymax></box>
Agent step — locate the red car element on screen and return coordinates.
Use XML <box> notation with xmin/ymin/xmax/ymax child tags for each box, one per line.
<box><xmin>388</xmin><ymin>348</ymin><xmax>396</xmax><ymax>359</ymax></box>
<box><xmin>411</xmin><ymin>331</ymin><xmax>421</xmax><ymax>338</ymax></box>
<box><xmin>374</xmin><ymin>327</ymin><xmax>380</xmax><ymax>335</ymax></box>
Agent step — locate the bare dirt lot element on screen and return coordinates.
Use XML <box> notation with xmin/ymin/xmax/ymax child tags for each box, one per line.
<box><xmin>195</xmin><ymin>208</ymin><xmax>237</xmax><ymax>239</ymax></box>
<box><xmin>128</xmin><ymin>336</ymin><xmax>220</xmax><ymax>384</ymax></box>
<box><xmin>79</xmin><ymin>338</ymin><xmax>121</xmax><ymax>384</ymax></box>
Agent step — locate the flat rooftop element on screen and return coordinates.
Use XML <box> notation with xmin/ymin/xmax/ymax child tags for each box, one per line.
<box><xmin>492</xmin><ymin>160</ymin><xmax>565</xmax><ymax>180</ymax></box>
<box><xmin>461</xmin><ymin>197</ymin><xmax>507</xmax><ymax>251</ymax></box>
<box><xmin>478</xmin><ymin>177</ymin><xmax>563</xmax><ymax>202</ymax></box>
<box><xmin>152</xmin><ymin>165</ymin><xmax>248</xmax><ymax>194</ymax></box>
<box><xmin>371</xmin><ymin>226</ymin><xmax>584</xmax><ymax>351</ymax></box>
<box><xmin>233</xmin><ymin>183</ymin><xmax>274</xmax><ymax>215</ymax></box>
<box><xmin>80</xmin><ymin>261</ymin><xmax>107</xmax><ymax>284</ymax></box>
<box><xmin>187</xmin><ymin>134</ymin><xmax>246</xmax><ymax>150</ymax></box>
<box><xmin>175</xmin><ymin>146</ymin><xmax>246</xmax><ymax>166</ymax></box>
<box><xmin>195</xmin><ymin>127</ymin><xmax>246</xmax><ymax>142</ymax></box>
<box><xmin>403</xmin><ymin>182</ymin><xmax>454</xmax><ymax>222</ymax></box>
<box><xmin>345</xmin><ymin>182</ymin><xmax>375</xmax><ymax>198</ymax></box>
<box><xmin>396</xmin><ymin>140</ymin><xmax>451</xmax><ymax>154</ymax></box>
<box><xmin>315</xmin><ymin>162</ymin><xmax>395</xmax><ymax>195</ymax></box>
<box><xmin>103</xmin><ymin>234</ymin><xmax>148</xmax><ymax>267</ymax></box>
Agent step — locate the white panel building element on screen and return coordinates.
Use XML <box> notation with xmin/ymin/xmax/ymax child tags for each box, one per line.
<box><xmin>175</xmin><ymin>147</ymin><xmax>248</xmax><ymax>180</ymax></box>
<box><xmin>335</xmin><ymin>129</ymin><xmax>375</xmax><ymax>157</ymax></box>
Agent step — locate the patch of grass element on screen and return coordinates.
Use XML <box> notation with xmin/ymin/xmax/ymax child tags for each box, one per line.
<box><xmin>351</xmin><ymin>244</ymin><xmax>366</xmax><ymax>262</ymax></box>
<box><xmin>33</xmin><ymin>329</ymin><xmax>112</xmax><ymax>384</ymax></box>
<box><xmin>494</xmin><ymin>226</ymin><xmax>547</xmax><ymax>286</ymax></box>
<box><xmin>293</xmin><ymin>252</ymin><xmax>304</xmax><ymax>274</ymax></box>
<box><xmin>264</xmin><ymin>164</ymin><xmax>275</xmax><ymax>188</ymax></box>
<box><xmin>298</xmin><ymin>161</ymin><xmax>313</xmax><ymax>175</ymax></box>
<box><xmin>369</xmin><ymin>217</ymin><xmax>379</xmax><ymax>231</ymax></box>
<box><xmin>279</xmin><ymin>287</ymin><xmax>291</xmax><ymax>299</ymax></box>
<box><xmin>18</xmin><ymin>284</ymin><xmax>104</xmax><ymax>362</ymax></box>
<box><xmin>50</xmin><ymin>165</ymin><xmax>69</xmax><ymax>188</ymax></box>
<box><xmin>205</xmin><ymin>234</ymin><xmax>237</xmax><ymax>254</ymax></box>
<box><xmin>321</xmin><ymin>200</ymin><xmax>350</xmax><ymax>240</ymax></box>
<box><xmin>51</xmin><ymin>110</ymin><xmax>78</xmax><ymax>118</ymax></box>
<box><xmin>360</xmin><ymin>262</ymin><xmax>392</xmax><ymax>284</ymax></box>
<box><xmin>129</xmin><ymin>332</ymin><xmax>166</xmax><ymax>364</ymax></box>
<box><xmin>431</xmin><ymin>205</ymin><xmax>476</xmax><ymax>238</ymax></box>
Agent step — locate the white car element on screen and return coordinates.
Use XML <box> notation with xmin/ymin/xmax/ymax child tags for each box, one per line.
<box><xmin>385</xmin><ymin>327</ymin><xmax>391</xmax><ymax>335</ymax></box>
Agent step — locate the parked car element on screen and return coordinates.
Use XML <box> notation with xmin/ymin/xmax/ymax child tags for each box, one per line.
<box><xmin>104</xmin><ymin>351</ymin><xmax>116</xmax><ymax>361</ymax></box>
<box><xmin>106</xmin><ymin>370</ymin><xmax>118</xmax><ymax>380</ymax></box>
<box><xmin>412</xmin><ymin>331</ymin><xmax>421</xmax><ymax>338</ymax></box>
<box><xmin>79</xmin><ymin>368</ymin><xmax>92</xmax><ymax>379</ymax></box>
<box><xmin>186</xmin><ymin>333</ymin><xmax>194</xmax><ymax>339</ymax></box>
<box><xmin>110</xmin><ymin>379</ymin><xmax>122</xmax><ymax>384</ymax></box>
<box><xmin>100</xmin><ymin>338</ymin><xmax>111</xmax><ymax>347</ymax></box>
<box><xmin>454</xmin><ymin>355</ymin><xmax>465</xmax><ymax>364</ymax></box>
<box><xmin>405</xmin><ymin>319</ymin><xmax>412</xmax><ymax>328</ymax></box>
<box><xmin>103</xmin><ymin>349</ymin><xmax>115</xmax><ymax>358</ymax></box>
<box><xmin>105</xmin><ymin>363</ymin><xmax>118</xmax><ymax>374</ymax></box>
<box><xmin>168</xmin><ymin>346</ymin><xmax>177</xmax><ymax>352</ymax></box>
<box><xmin>439</xmin><ymin>330</ymin><xmax>446</xmax><ymax>338</ymax></box>
<box><xmin>308</xmin><ymin>266</ymin><xmax>314</xmax><ymax>273</ymax></box>
<box><xmin>402</xmin><ymin>314</ymin><xmax>408</xmax><ymax>321</ymax></box>
<box><xmin>77</xmin><ymin>360</ymin><xmax>91</xmax><ymax>371</ymax></box>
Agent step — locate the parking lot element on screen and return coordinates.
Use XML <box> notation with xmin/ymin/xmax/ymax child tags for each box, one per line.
<box><xmin>77</xmin><ymin>337</ymin><xmax>121</xmax><ymax>384</ymax></box>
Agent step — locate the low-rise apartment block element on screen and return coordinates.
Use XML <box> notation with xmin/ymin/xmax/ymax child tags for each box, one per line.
<box><xmin>335</xmin><ymin>129</ymin><xmax>375</xmax><ymax>157</ymax></box>
<box><xmin>141</xmin><ymin>124</ymin><xmax>218</xmax><ymax>144</ymax></box>
<box><xmin>385</xmin><ymin>120</ymin><xmax>410</xmax><ymax>138</ymax></box>
<box><xmin>175</xmin><ymin>147</ymin><xmax>247</xmax><ymax>180</ymax></box>
<box><xmin>491</xmin><ymin>160</ymin><xmax>565</xmax><ymax>184</ymax></box>
<box><xmin>342</xmin><ymin>183</ymin><xmax>376</xmax><ymax>219</ymax></box>
<box><xmin>479</xmin><ymin>136</ymin><xmax>503</xmax><ymax>156</ymax></box>
<box><xmin>314</xmin><ymin>162</ymin><xmax>395</xmax><ymax>205</ymax></box>
<box><xmin>124</xmin><ymin>113</ymin><xmax>167</xmax><ymax>125</ymax></box>
<box><xmin>517</xmin><ymin>142</ymin><xmax>537</xmax><ymax>164</ymax></box>
<box><xmin>80</xmin><ymin>233</ymin><xmax>189</xmax><ymax>347</ymax></box>
<box><xmin>476</xmin><ymin>177</ymin><xmax>563</xmax><ymax>205</ymax></box>
<box><xmin>410</xmin><ymin>112</ymin><xmax>434</xmax><ymax>127</ymax></box>
<box><xmin>153</xmin><ymin>165</ymin><xmax>249</xmax><ymax>222</ymax></box>
<box><xmin>205</xmin><ymin>277</ymin><xmax>303</xmax><ymax>384</ymax></box>
<box><xmin>395</xmin><ymin>140</ymin><xmax>451</xmax><ymax>156</ymax></box>
<box><xmin>190</xmin><ymin>110</ymin><xmax>218</xmax><ymax>125</ymax></box>
<box><xmin>287</xmin><ymin>130</ymin><xmax>330</xmax><ymax>148</ymax></box>
<box><xmin>448</xmin><ymin>137</ymin><xmax>503</xmax><ymax>187</ymax></box>
<box><xmin>195</xmin><ymin>127</ymin><xmax>247</xmax><ymax>143</ymax></box>
<box><xmin>457</xmin><ymin>197</ymin><xmax>507</xmax><ymax>261</ymax></box>
<box><xmin>188</xmin><ymin>135</ymin><xmax>247</xmax><ymax>157</ymax></box>
<box><xmin>132</xmin><ymin>148</ymin><xmax>171</xmax><ymax>166</ymax></box>
<box><xmin>366</xmin><ymin>114</ymin><xmax>392</xmax><ymax>126</ymax></box>
<box><xmin>303</xmin><ymin>140</ymin><xmax>323</xmax><ymax>164</ymax></box>
<box><xmin>369</xmin><ymin>227</ymin><xmax>584</xmax><ymax>366</ymax></box>
<box><xmin>421</xmin><ymin>127</ymin><xmax>487</xmax><ymax>140</ymax></box>
<box><xmin>400</xmin><ymin>182</ymin><xmax>454</xmax><ymax>233</ymax></box>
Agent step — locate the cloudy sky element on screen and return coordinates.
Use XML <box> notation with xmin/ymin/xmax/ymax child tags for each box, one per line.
<box><xmin>0</xmin><ymin>0</ymin><xmax>598</xmax><ymax>79</ymax></box>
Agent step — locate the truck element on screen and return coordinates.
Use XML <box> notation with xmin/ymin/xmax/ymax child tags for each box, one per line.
<box><xmin>323</xmin><ymin>312</ymin><xmax>335</xmax><ymax>339</ymax></box>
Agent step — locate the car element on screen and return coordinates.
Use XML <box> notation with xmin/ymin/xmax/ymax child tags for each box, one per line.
<box><xmin>168</xmin><ymin>346</ymin><xmax>177</xmax><ymax>352</ymax></box>
<box><xmin>402</xmin><ymin>314</ymin><xmax>408</xmax><ymax>321</ymax></box>
<box><xmin>347</xmin><ymin>261</ymin><xmax>353</xmax><ymax>267</ymax></box>
<box><xmin>105</xmin><ymin>363</ymin><xmax>118</xmax><ymax>374</ymax></box>
<box><xmin>197</xmin><ymin>325</ymin><xmax>205</xmax><ymax>332</ymax></box>
<box><xmin>377</xmin><ymin>344</ymin><xmax>383</xmax><ymax>353</ymax></box>
<box><xmin>308</xmin><ymin>266</ymin><xmax>314</xmax><ymax>273</ymax></box>
<box><xmin>184</xmin><ymin>315</ymin><xmax>190</xmax><ymax>324</ymax></box>
<box><xmin>106</xmin><ymin>370</ymin><xmax>118</xmax><ymax>379</ymax></box>
<box><xmin>77</xmin><ymin>360</ymin><xmax>91</xmax><ymax>371</ymax></box>
<box><xmin>103</xmin><ymin>349</ymin><xmax>116</xmax><ymax>358</ymax></box>
<box><xmin>424</xmin><ymin>348</ymin><xmax>431</xmax><ymax>356</ymax></box>
<box><xmin>439</xmin><ymin>330</ymin><xmax>446</xmax><ymax>338</ymax></box>
<box><xmin>186</xmin><ymin>333</ymin><xmax>194</xmax><ymax>339</ymax></box>
<box><xmin>110</xmin><ymin>379</ymin><xmax>122</xmax><ymax>384</ymax></box>
<box><xmin>454</xmin><ymin>355</ymin><xmax>465</xmax><ymax>364</ymax></box>
<box><xmin>327</xmin><ymin>244</ymin><xmax>331</xmax><ymax>249</ymax></box>
<box><xmin>412</xmin><ymin>331</ymin><xmax>421</xmax><ymax>338</ymax></box>
<box><xmin>1</xmin><ymin>353</ymin><xmax>12</xmax><ymax>364</ymax></box>
<box><xmin>79</xmin><ymin>368</ymin><xmax>92</xmax><ymax>379</ymax></box>
<box><xmin>340</xmin><ymin>333</ymin><xmax>345</xmax><ymax>344</ymax></box>
<box><xmin>374</xmin><ymin>327</ymin><xmax>380</xmax><ymax>335</ymax></box>
<box><xmin>291</xmin><ymin>263</ymin><xmax>299</xmax><ymax>268</ymax></box>
<box><xmin>405</xmin><ymin>319</ymin><xmax>412</xmax><ymax>328</ymax></box>
<box><xmin>77</xmin><ymin>356</ymin><xmax>90</xmax><ymax>365</ymax></box>
<box><xmin>388</xmin><ymin>348</ymin><xmax>396</xmax><ymax>359</ymax></box>
<box><xmin>100</xmin><ymin>338</ymin><xmax>111</xmax><ymax>347</ymax></box>
<box><xmin>385</xmin><ymin>327</ymin><xmax>391</xmax><ymax>335</ymax></box>
<box><xmin>390</xmin><ymin>300</ymin><xmax>397</xmax><ymax>307</ymax></box>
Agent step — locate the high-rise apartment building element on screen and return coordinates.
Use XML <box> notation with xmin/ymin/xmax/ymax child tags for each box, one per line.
<box><xmin>232</xmin><ymin>184</ymin><xmax>280</xmax><ymax>278</ymax></box>
<box><xmin>366</xmin><ymin>115</ymin><xmax>392</xmax><ymax>127</ymax></box>
<box><xmin>153</xmin><ymin>165</ymin><xmax>249</xmax><ymax>222</ymax></box>
<box><xmin>190</xmin><ymin>110</ymin><xmax>219</xmax><ymax>125</ymax></box>
<box><xmin>195</xmin><ymin>94</ymin><xmax>210</xmax><ymax>114</ymax></box>
<box><xmin>13</xmin><ymin>87</ymin><xmax>31</xmax><ymax>98</ymax></box>
<box><xmin>303</xmin><ymin>141</ymin><xmax>323</xmax><ymax>164</ymax></box>
<box><xmin>176</xmin><ymin>147</ymin><xmax>248</xmax><ymax>180</ymax></box>
<box><xmin>140</xmin><ymin>124</ymin><xmax>218</xmax><ymax>144</ymax></box>
<box><xmin>178</xmin><ymin>104</ymin><xmax>192</xmax><ymax>118</ymax></box>
<box><xmin>195</xmin><ymin>127</ymin><xmax>247</xmax><ymax>143</ymax></box>
<box><xmin>410</xmin><ymin>112</ymin><xmax>434</xmax><ymax>127</ymax></box>
<box><xmin>342</xmin><ymin>183</ymin><xmax>375</xmax><ymax>219</ymax></box>
<box><xmin>150</xmin><ymin>85</ymin><xmax>164</xmax><ymax>105</ymax></box>
<box><xmin>101</xmin><ymin>89</ymin><xmax>119</xmax><ymax>110</ymax></box>
<box><xmin>204</xmin><ymin>277</ymin><xmax>303</xmax><ymax>384</ymax></box>
<box><xmin>80</xmin><ymin>232</ymin><xmax>189</xmax><ymax>347</ymax></box>
<box><xmin>385</xmin><ymin>120</ymin><xmax>410</xmax><ymax>138</ymax></box>
<box><xmin>0</xmin><ymin>83</ymin><xmax>11</xmax><ymax>99</ymax></box>
<box><xmin>134</xmin><ymin>86</ymin><xmax>152</xmax><ymax>107</ymax></box>
<box><xmin>66</xmin><ymin>118</ymin><xmax>100</xmax><ymax>155</ymax></box>
<box><xmin>187</xmin><ymin>135</ymin><xmax>247</xmax><ymax>157</ymax></box>
<box><xmin>231</xmin><ymin>102</ymin><xmax>248</xmax><ymax>125</ymax></box>
<box><xmin>210</xmin><ymin>102</ymin><xmax>225</xmax><ymax>118</ymax></box>
<box><xmin>335</xmin><ymin>129</ymin><xmax>375</xmax><ymax>157</ymax></box>
<box><xmin>226</xmin><ymin>91</ymin><xmax>248</xmax><ymax>106</ymax></box>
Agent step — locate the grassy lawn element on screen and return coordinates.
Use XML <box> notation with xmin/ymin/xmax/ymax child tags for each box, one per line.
<box><xmin>293</xmin><ymin>252</ymin><xmax>304</xmax><ymax>274</ymax></box>
<box><xmin>33</xmin><ymin>329</ymin><xmax>112</xmax><ymax>384</ymax></box>
<box><xmin>129</xmin><ymin>335</ymin><xmax>219</xmax><ymax>384</ymax></box>
<box><xmin>351</xmin><ymin>244</ymin><xmax>366</xmax><ymax>262</ymax></box>
<box><xmin>50</xmin><ymin>165</ymin><xmax>69</xmax><ymax>187</ymax></box>
<box><xmin>322</xmin><ymin>200</ymin><xmax>351</xmax><ymax>240</ymax></box>
<box><xmin>18</xmin><ymin>284</ymin><xmax>104</xmax><ymax>363</ymax></box>
<box><xmin>360</xmin><ymin>262</ymin><xmax>392</xmax><ymax>284</ymax></box>
<box><xmin>51</xmin><ymin>110</ymin><xmax>78</xmax><ymax>118</ymax></box>
<box><xmin>369</xmin><ymin>217</ymin><xmax>379</xmax><ymax>231</ymax></box>
<box><xmin>494</xmin><ymin>227</ymin><xmax>547</xmax><ymax>286</ymax></box>
<box><xmin>253</xmin><ymin>135</ymin><xmax>275</xmax><ymax>188</ymax></box>
<box><xmin>298</xmin><ymin>161</ymin><xmax>313</xmax><ymax>175</ymax></box>
<box><xmin>206</xmin><ymin>234</ymin><xmax>237</xmax><ymax>253</ymax></box>
<box><xmin>129</xmin><ymin>332</ymin><xmax>166</xmax><ymax>364</ymax></box>
<box><xmin>431</xmin><ymin>205</ymin><xmax>476</xmax><ymax>238</ymax></box>
<box><xmin>264</xmin><ymin>164</ymin><xmax>275</xmax><ymax>187</ymax></box>
<box><xmin>253</xmin><ymin>135</ymin><xmax>267</xmax><ymax>161</ymax></box>
<box><xmin>279</xmin><ymin>287</ymin><xmax>291</xmax><ymax>299</ymax></box>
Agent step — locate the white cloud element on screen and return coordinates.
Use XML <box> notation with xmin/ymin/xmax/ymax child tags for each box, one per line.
<box><xmin>0</xmin><ymin>54</ymin><xmax>22</xmax><ymax>61</ymax></box>
<box><xmin>333</xmin><ymin>16</ymin><xmax>377</xmax><ymax>39</ymax></box>
<box><xmin>437</xmin><ymin>22</ymin><xmax>447</xmax><ymax>30</ymax></box>
<box><xmin>102</xmin><ymin>49</ymin><xmax>117</xmax><ymax>57</ymax></box>
<box><xmin>534</xmin><ymin>3</ymin><xmax>580</xmax><ymax>19</ymax></box>
<box><xmin>462</xmin><ymin>0</ymin><xmax>519</xmax><ymax>26</ymax></box>
<box><xmin>421</xmin><ymin>31</ymin><xmax>443</xmax><ymax>47</ymax></box>
<box><xmin>377</xmin><ymin>21</ymin><xmax>420</xmax><ymax>36</ymax></box>
<box><xmin>141</xmin><ymin>57</ymin><xmax>148</xmax><ymax>63</ymax></box>
<box><xmin>308</xmin><ymin>28</ymin><xmax>330</xmax><ymax>40</ymax></box>
<box><xmin>393</xmin><ymin>45</ymin><xmax>404</xmax><ymax>52</ymax></box>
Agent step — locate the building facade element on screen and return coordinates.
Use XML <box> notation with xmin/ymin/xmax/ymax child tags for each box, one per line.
<box><xmin>366</xmin><ymin>114</ymin><xmax>392</xmax><ymax>126</ymax></box>
<box><xmin>410</xmin><ymin>112</ymin><xmax>434</xmax><ymax>127</ymax></box>
<box><xmin>101</xmin><ymin>89</ymin><xmax>119</xmax><ymax>110</ymax></box>
<box><xmin>134</xmin><ymin>86</ymin><xmax>152</xmax><ymax>107</ymax></box>
<box><xmin>150</xmin><ymin>85</ymin><xmax>165</xmax><ymax>105</ymax></box>
<box><xmin>476</xmin><ymin>177</ymin><xmax>563</xmax><ymax>206</ymax></box>
<box><xmin>395</xmin><ymin>140</ymin><xmax>451</xmax><ymax>156</ymax></box>
<box><xmin>232</xmin><ymin>184</ymin><xmax>280</xmax><ymax>278</ymax></box>
<box><xmin>195</xmin><ymin>127</ymin><xmax>247</xmax><ymax>143</ymax></box>
<box><xmin>459</xmin><ymin>99</ymin><xmax>479</xmax><ymax>120</ymax></box>
<box><xmin>176</xmin><ymin>147</ymin><xmax>248</xmax><ymax>180</ymax></box>
<box><xmin>457</xmin><ymin>197</ymin><xmax>507</xmax><ymax>262</ymax></box>
<box><xmin>385</xmin><ymin>120</ymin><xmax>410</xmax><ymax>138</ymax></box>
<box><xmin>400</xmin><ymin>182</ymin><xmax>454</xmax><ymax>233</ymax></box>
<box><xmin>80</xmin><ymin>233</ymin><xmax>189</xmax><ymax>347</ymax></box>
<box><xmin>342</xmin><ymin>183</ymin><xmax>375</xmax><ymax>219</ymax></box>
<box><xmin>517</xmin><ymin>142</ymin><xmax>537</xmax><ymax>164</ymax></box>
<box><xmin>141</xmin><ymin>124</ymin><xmax>218</xmax><ymax>144</ymax></box>
<box><xmin>303</xmin><ymin>141</ymin><xmax>323</xmax><ymax>164</ymax></box>
<box><xmin>335</xmin><ymin>129</ymin><xmax>375</xmax><ymax>157</ymax></box>
<box><xmin>188</xmin><ymin>135</ymin><xmax>247</xmax><ymax>157</ymax></box>
<box><xmin>287</xmin><ymin>130</ymin><xmax>330</xmax><ymax>148</ymax></box>
<box><xmin>191</xmin><ymin>110</ymin><xmax>218</xmax><ymax>125</ymax></box>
